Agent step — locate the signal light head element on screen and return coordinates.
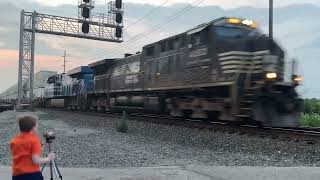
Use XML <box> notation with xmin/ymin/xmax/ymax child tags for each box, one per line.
<box><xmin>82</xmin><ymin>7</ymin><xmax>90</xmax><ymax>19</ymax></box>
<box><xmin>116</xmin><ymin>26</ymin><xmax>122</xmax><ymax>38</ymax></box>
<box><xmin>115</xmin><ymin>0</ymin><xmax>122</xmax><ymax>9</ymax></box>
<box><xmin>82</xmin><ymin>21</ymin><xmax>90</xmax><ymax>34</ymax></box>
<box><xmin>116</xmin><ymin>13</ymin><xmax>123</xmax><ymax>24</ymax></box>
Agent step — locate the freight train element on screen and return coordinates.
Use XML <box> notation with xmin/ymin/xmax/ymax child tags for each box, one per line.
<box><xmin>42</xmin><ymin>17</ymin><xmax>303</xmax><ymax>127</ymax></box>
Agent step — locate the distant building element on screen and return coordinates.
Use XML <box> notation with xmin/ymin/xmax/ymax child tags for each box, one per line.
<box><xmin>0</xmin><ymin>71</ymin><xmax>57</xmax><ymax>100</ymax></box>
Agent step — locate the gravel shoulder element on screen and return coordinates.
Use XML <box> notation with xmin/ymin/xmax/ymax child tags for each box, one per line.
<box><xmin>1</xmin><ymin>109</ymin><xmax>320</xmax><ymax>168</ymax></box>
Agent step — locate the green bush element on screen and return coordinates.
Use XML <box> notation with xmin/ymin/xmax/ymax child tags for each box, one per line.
<box><xmin>114</xmin><ymin>111</ymin><xmax>128</xmax><ymax>133</ymax></box>
<box><xmin>304</xmin><ymin>99</ymin><xmax>320</xmax><ymax>114</ymax></box>
<box><xmin>300</xmin><ymin>113</ymin><xmax>320</xmax><ymax>127</ymax></box>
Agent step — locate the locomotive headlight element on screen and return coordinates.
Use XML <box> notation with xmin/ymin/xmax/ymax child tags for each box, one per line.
<box><xmin>242</xmin><ymin>19</ymin><xmax>257</xmax><ymax>29</ymax></box>
<box><xmin>266</xmin><ymin>72</ymin><xmax>277</xmax><ymax>79</ymax></box>
<box><xmin>226</xmin><ymin>18</ymin><xmax>257</xmax><ymax>29</ymax></box>
<box><xmin>227</xmin><ymin>18</ymin><xmax>241</xmax><ymax>24</ymax></box>
<box><xmin>292</xmin><ymin>75</ymin><xmax>303</xmax><ymax>86</ymax></box>
<box><xmin>293</xmin><ymin>76</ymin><xmax>303</xmax><ymax>82</ymax></box>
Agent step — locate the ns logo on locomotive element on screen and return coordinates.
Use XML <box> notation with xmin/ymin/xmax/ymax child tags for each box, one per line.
<box><xmin>43</xmin><ymin>17</ymin><xmax>303</xmax><ymax>128</ymax></box>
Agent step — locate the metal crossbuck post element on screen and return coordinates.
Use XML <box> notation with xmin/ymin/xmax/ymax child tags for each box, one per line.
<box><xmin>17</xmin><ymin>0</ymin><xmax>124</xmax><ymax>107</ymax></box>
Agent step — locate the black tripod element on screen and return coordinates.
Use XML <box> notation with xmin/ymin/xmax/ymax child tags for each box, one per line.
<box><xmin>41</xmin><ymin>139</ymin><xmax>63</xmax><ymax>180</ymax></box>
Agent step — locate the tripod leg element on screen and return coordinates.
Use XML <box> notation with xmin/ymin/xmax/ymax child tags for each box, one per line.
<box><xmin>41</xmin><ymin>163</ymin><xmax>46</xmax><ymax>173</ymax></box>
<box><xmin>52</xmin><ymin>160</ymin><xmax>63</xmax><ymax>180</ymax></box>
<box><xmin>50</xmin><ymin>161</ymin><xmax>53</xmax><ymax>180</ymax></box>
<box><xmin>52</xmin><ymin>163</ymin><xmax>59</xmax><ymax>180</ymax></box>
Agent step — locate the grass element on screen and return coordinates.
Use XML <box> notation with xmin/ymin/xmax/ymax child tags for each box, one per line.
<box><xmin>299</xmin><ymin>99</ymin><xmax>320</xmax><ymax>127</ymax></box>
<box><xmin>300</xmin><ymin>113</ymin><xmax>320</xmax><ymax>127</ymax></box>
<box><xmin>114</xmin><ymin>111</ymin><xmax>128</xmax><ymax>133</ymax></box>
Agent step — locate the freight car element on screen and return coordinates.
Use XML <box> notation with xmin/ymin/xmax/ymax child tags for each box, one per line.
<box><xmin>45</xmin><ymin>17</ymin><xmax>303</xmax><ymax>127</ymax></box>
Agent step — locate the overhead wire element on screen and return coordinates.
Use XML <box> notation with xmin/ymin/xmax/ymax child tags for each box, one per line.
<box><xmin>124</xmin><ymin>0</ymin><xmax>170</xmax><ymax>31</ymax></box>
<box><xmin>109</xmin><ymin>0</ymin><xmax>205</xmax><ymax>55</ymax></box>
<box><xmin>115</xmin><ymin>0</ymin><xmax>204</xmax><ymax>52</ymax></box>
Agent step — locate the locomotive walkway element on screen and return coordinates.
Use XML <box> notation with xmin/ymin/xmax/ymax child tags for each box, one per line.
<box><xmin>1</xmin><ymin>166</ymin><xmax>320</xmax><ymax>180</ymax></box>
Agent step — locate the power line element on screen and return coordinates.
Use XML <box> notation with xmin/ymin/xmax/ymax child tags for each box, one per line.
<box><xmin>124</xmin><ymin>0</ymin><xmax>170</xmax><ymax>31</ymax></box>
<box><xmin>118</xmin><ymin>0</ymin><xmax>204</xmax><ymax>51</ymax></box>
<box><xmin>110</xmin><ymin>0</ymin><xmax>205</xmax><ymax>54</ymax></box>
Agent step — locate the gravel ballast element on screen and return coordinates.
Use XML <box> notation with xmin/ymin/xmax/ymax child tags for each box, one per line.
<box><xmin>1</xmin><ymin>109</ymin><xmax>320</xmax><ymax>168</ymax></box>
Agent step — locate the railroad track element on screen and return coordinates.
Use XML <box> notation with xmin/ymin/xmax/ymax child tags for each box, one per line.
<box><xmin>39</xmin><ymin>108</ymin><xmax>320</xmax><ymax>144</ymax></box>
<box><xmin>0</xmin><ymin>104</ymin><xmax>14</xmax><ymax>112</ymax></box>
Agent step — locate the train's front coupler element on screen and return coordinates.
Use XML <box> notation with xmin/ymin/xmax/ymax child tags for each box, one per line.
<box><xmin>253</xmin><ymin>82</ymin><xmax>303</xmax><ymax>127</ymax></box>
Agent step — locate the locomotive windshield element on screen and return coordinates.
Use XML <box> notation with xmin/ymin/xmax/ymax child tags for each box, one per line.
<box><xmin>214</xmin><ymin>18</ymin><xmax>263</xmax><ymax>38</ymax></box>
<box><xmin>215</xmin><ymin>26</ymin><xmax>262</xmax><ymax>38</ymax></box>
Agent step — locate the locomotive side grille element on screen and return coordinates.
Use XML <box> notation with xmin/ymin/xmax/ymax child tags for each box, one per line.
<box><xmin>185</xmin><ymin>66</ymin><xmax>210</xmax><ymax>83</ymax></box>
<box><xmin>218</xmin><ymin>50</ymin><xmax>284</xmax><ymax>80</ymax></box>
<box><xmin>218</xmin><ymin>50</ymin><xmax>269</xmax><ymax>74</ymax></box>
<box><xmin>94</xmin><ymin>74</ymin><xmax>108</xmax><ymax>92</ymax></box>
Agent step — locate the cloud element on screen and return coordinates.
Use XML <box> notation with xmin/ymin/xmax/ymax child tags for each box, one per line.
<box><xmin>27</xmin><ymin>0</ymin><xmax>320</xmax><ymax>9</ymax></box>
<box><xmin>0</xmin><ymin>49</ymin><xmax>91</xmax><ymax>92</ymax></box>
<box><xmin>0</xmin><ymin>26</ymin><xmax>14</xmax><ymax>32</ymax></box>
<box><xmin>0</xmin><ymin>49</ymin><xmax>19</xmax><ymax>92</ymax></box>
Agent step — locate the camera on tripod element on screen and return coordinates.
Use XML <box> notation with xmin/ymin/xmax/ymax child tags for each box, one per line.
<box><xmin>41</xmin><ymin>131</ymin><xmax>63</xmax><ymax>180</ymax></box>
<box><xmin>43</xmin><ymin>132</ymin><xmax>55</xmax><ymax>143</ymax></box>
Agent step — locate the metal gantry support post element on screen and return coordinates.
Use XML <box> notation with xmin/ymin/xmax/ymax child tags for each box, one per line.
<box><xmin>17</xmin><ymin>10</ymin><xmax>25</xmax><ymax>107</ymax></box>
<box><xmin>29</xmin><ymin>11</ymin><xmax>36</xmax><ymax>107</ymax></box>
<box><xmin>17</xmin><ymin>10</ymin><xmax>35</xmax><ymax>108</ymax></box>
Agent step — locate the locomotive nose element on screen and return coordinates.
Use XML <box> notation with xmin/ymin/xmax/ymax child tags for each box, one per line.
<box><xmin>247</xmin><ymin>37</ymin><xmax>284</xmax><ymax>58</ymax></box>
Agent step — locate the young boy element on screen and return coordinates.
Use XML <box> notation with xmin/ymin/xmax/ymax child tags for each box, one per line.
<box><xmin>10</xmin><ymin>115</ymin><xmax>55</xmax><ymax>180</ymax></box>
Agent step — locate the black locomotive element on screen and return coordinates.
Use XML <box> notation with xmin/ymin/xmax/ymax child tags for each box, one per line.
<box><xmin>45</xmin><ymin>17</ymin><xmax>303</xmax><ymax>127</ymax></box>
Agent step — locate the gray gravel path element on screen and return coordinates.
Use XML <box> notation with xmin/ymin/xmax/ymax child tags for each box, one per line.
<box><xmin>1</xmin><ymin>109</ymin><xmax>320</xmax><ymax>168</ymax></box>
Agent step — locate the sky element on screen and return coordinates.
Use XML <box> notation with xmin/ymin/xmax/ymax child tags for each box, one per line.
<box><xmin>28</xmin><ymin>0</ymin><xmax>320</xmax><ymax>8</ymax></box>
<box><xmin>0</xmin><ymin>0</ymin><xmax>319</xmax><ymax>97</ymax></box>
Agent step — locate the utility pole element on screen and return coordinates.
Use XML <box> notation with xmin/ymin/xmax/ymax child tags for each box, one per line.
<box><xmin>62</xmin><ymin>50</ymin><xmax>67</xmax><ymax>73</ymax></box>
<box><xmin>291</xmin><ymin>58</ymin><xmax>297</xmax><ymax>77</ymax></box>
<box><xmin>269</xmin><ymin>0</ymin><xmax>273</xmax><ymax>39</ymax></box>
